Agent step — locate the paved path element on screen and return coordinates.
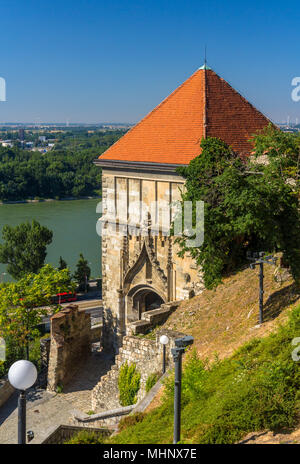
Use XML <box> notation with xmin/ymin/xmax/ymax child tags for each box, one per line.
<box><xmin>62</xmin><ymin>349</ymin><xmax>113</xmax><ymax>412</ymax></box>
<box><xmin>0</xmin><ymin>349</ymin><xmax>113</xmax><ymax>444</ymax></box>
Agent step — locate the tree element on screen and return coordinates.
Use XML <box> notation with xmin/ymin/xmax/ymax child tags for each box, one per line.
<box><xmin>74</xmin><ymin>253</ymin><xmax>91</xmax><ymax>292</ymax></box>
<box><xmin>0</xmin><ymin>220</ymin><xmax>53</xmax><ymax>279</ymax></box>
<box><xmin>251</xmin><ymin>125</ymin><xmax>300</xmax><ymax>195</ymax></box>
<box><xmin>0</xmin><ymin>264</ymin><xmax>75</xmax><ymax>360</ymax></box>
<box><xmin>0</xmin><ymin>130</ymin><xmax>123</xmax><ymax>202</ymax></box>
<box><xmin>58</xmin><ymin>256</ymin><xmax>67</xmax><ymax>270</ymax></box>
<box><xmin>175</xmin><ymin>136</ymin><xmax>300</xmax><ymax>289</ymax></box>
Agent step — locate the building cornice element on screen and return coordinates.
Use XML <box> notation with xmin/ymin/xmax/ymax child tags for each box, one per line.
<box><xmin>94</xmin><ymin>158</ymin><xmax>187</xmax><ymax>174</ymax></box>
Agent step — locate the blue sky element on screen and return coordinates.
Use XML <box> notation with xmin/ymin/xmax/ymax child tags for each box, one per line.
<box><xmin>0</xmin><ymin>0</ymin><xmax>299</xmax><ymax>124</ymax></box>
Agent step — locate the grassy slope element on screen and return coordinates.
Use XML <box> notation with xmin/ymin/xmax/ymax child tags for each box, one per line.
<box><xmin>109</xmin><ymin>264</ymin><xmax>300</xmax><ymax>444</ymax></box>
<box><xmin>162</xmin><ymin>264</ymin><xmax>299</xmax><ymax>360</ymax></box>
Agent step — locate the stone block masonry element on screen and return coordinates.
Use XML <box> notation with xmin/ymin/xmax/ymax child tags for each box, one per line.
<box><xmin>47</xmin><ymin>305</ymin><xmax>91</xmax><ymax>392</ymax></box>
<box><xmin>91</xmin><ymin>329</ymin><xmax>185</xmax><ymax>412</ymax></box>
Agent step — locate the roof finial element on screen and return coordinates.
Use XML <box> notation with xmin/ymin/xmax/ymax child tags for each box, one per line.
<box><xmin>199</xmin><ymin>45</ymin><xmax>211</xmax><ymax>70</ymax></box>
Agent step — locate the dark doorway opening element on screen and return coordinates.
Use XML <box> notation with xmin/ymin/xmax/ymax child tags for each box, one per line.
<box><xmin>144</xmin><ymin>292</ymin><xmax>164</xmax><ymax>311</ymax></box>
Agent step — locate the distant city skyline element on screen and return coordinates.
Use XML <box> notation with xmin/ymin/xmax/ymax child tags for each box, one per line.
<box><xmin>0</xmin><ymin>0</ymin><xmax>300</xmax><ymax>124</ymax></box>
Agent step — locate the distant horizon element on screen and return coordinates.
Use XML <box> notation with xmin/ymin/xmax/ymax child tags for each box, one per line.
<box><xmin>0</xmin><ymin>122</ymin><xmax>134</xmax><ymax>126</ymax></box>
<box><xmin>0</xmin><ymin>121</ymin><xmax>298</xmax><ymax>127</ymax></box>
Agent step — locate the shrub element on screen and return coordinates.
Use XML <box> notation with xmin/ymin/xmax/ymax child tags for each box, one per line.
<box><xmin>118</xmin><ymin>362</ymin><xmax>141</xmax><ymax>406</ymax></box>
<box><xmin>65</xmin><ymin>430</ymin><xmax>105</xmax><ymax>444</ymax></box>
<box><xmin>145</xmin><ymin>372</ymin><xmax>160</xmax><ymax>393</ymax></box>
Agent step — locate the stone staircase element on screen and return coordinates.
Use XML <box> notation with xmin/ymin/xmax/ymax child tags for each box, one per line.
<box><xmin>128</xmin><ymin>301</ymin><xmax>180</xmax><ymax>335</ymax></box>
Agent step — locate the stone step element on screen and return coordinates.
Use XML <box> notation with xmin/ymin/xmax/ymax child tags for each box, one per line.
<box><xmin>141</xmin><ymin>307</ymin><xmax>172</xmax><ymax>324</ymax></box>
<box><xmin>128</xmin><ymin>320</ymin><xmax>152</xmax><ymax>335</ymax></box>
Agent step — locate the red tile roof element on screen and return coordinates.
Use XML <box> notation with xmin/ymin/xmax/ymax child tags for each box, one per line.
<box><xmin>99</xmin><ymin>68</ymin><xmax>272</xmax><ymax>165</ymax></box>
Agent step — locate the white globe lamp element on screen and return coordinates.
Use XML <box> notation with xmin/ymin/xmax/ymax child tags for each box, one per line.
<box><xmin>8</xmin><ymin>360</ymin><xmax>37</xmax><ymax>444</ymax></box>
<box><xmin>8</xmin><ymin>360</ymin><xmax>37</xmax><ymax>390</ymax></box>
<box><xmin>160</xmin><ymin>334</ymin><xmax>169</xmax><ymax>345</ymax></box>
<box><xmin>159</xmin><ymin>334</ymin><xmax>169</xmax><ymax>373</ymax></box>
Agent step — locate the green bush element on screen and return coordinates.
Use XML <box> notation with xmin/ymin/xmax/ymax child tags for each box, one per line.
<box><xmin>65</xmin><ymin>430</ymin><xmax>106</xmax><ymax>444</ymax></box>
<box><xmin>118</xmin><ymin>362</ymin><xmax>141</xmax><ymax>406</ymax></box>
<box><xmin>109</xmin><ymin>305</ymin><xmax>300</xmax><ymax>444</ymax></box>
<box><xmin>145</xmin><ymin>372</ymin><xmax>160</xmax><ymax>393</ymax></box>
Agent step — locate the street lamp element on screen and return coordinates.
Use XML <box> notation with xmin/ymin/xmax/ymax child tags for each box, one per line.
<box><xmin>8</xmin><ymin>360</ymin><xmax>37</xmax><ymax>444</ymax></box>
<box><xmin>171</xmin><ymin>335</ymin><xmax>194</xmax><ymax>444</ymax></box>
<box><xmin>247</xmin><ymin>251</ymin><xmax>277</xmax><ymax>324</ymax></box>
<box><xmin>159</xmin><ymin>334</ymin><xmax>169</xmax><ymax>374</ymax></box>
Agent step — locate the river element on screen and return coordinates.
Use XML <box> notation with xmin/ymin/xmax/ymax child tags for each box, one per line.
<box><xmin>0</xmin><ymin>199</ymin><xmax>101</xmax><ymax>282</ymax></box>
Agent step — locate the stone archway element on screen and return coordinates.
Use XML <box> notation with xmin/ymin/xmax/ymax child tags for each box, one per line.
<box><xmin>126</xmin><ymin>284</ymin><xmax>166</xmax><ymax>323</ymax></box>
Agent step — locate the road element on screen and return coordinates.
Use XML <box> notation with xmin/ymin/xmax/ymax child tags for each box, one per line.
<box><xmin>41</xmin><ymin>298</ymin><xmax>103</xmax><ymax>329</ymax></box>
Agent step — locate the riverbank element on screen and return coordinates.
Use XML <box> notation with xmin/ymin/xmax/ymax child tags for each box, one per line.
<box><xmin>0</xmin><ymin>195</ymin><xmax>101</xmax><ymax>205</ymax></box>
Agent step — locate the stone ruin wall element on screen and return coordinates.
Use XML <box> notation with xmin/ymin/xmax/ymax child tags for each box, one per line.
<box><xmin>47</xmin><ymin>305</ymin><xmax>91</xmax><ymax>391</ymax></box>
<box><xmin>91</xmin><ymin>329</ymin><xmax>185</xmax><ymax>413</ymax></box>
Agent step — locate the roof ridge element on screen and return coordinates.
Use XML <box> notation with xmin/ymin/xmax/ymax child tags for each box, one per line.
<box><xmin>203</xmin><ymin>67</ymin><xmax>207</xmax><ymax>138</ymax></box>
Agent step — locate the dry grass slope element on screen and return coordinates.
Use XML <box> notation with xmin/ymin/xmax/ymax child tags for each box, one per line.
<box><xmin>163</xmin><ymin>264</ymin><xmax>299</xmax><ymax>360</ymax></box>
<box><xmin>143</xmin><ymin>263</ymin><xmax>300</xmax><ymax>443</ymax></box>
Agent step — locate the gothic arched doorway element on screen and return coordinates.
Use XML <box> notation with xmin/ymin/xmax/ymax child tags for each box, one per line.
<box><xmin>126</xmin><ymin>285</ymin><xmax>166</xmax><ymax>323</ymax></box>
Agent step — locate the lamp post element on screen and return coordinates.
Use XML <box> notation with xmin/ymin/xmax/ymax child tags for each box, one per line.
<box><xmin>247</xmin><ymin>251</ymin><xmax>277</xmax><ymax>324</ymax></box>
<box><xmin>159</xmin><ymin>334</ymin><xmax>169</xmax><ymax>374</ymax></box>
<box><xmin>8</xmin><ymin>360</ymin><xmax>37</xmax><ymax>444</ymax></box>
<box><xmin>171</xmin><ymin>335</ymin><xmax>194</xmax><ymax>444</ymax></box>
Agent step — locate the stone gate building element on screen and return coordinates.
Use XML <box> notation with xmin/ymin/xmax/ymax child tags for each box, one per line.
<box><xmin>95</xmin><ymin>65</ymin><xmax>271</xmax><ymax>352</ymax></box>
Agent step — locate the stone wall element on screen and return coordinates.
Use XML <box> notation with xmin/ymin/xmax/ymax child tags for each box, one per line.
<box><xmin>72</xmin><ymin>405</ymin><xmax>134</xmax><ymax>428</ymax></box>
<box><xmin>47</xmin><ymin>305</ymin><xmax>91</xmax><ymax>392</ymax></box>
<box><xmin>0</xmin><ymin>378</ymin><xmax>14</xmax><ymax>408</ymax></box>
<box><xmin>91</xmin><ymin>329</ymin><xmax>185</xmax><ymax>412</ymax></box>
